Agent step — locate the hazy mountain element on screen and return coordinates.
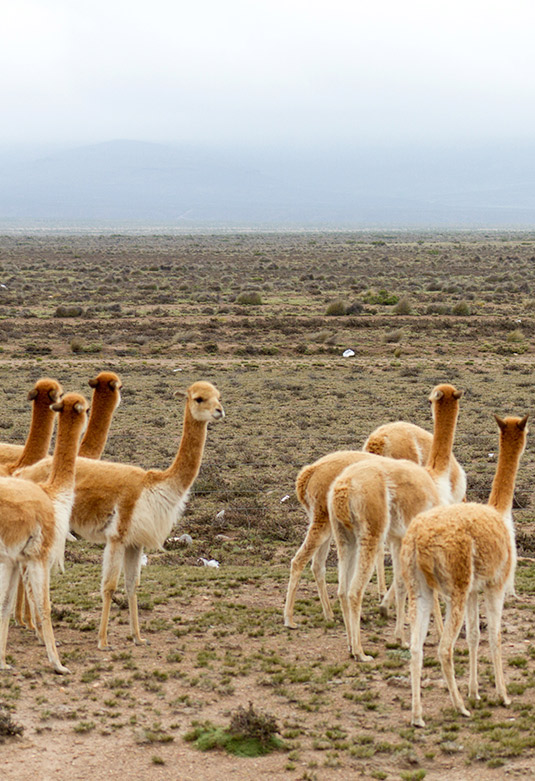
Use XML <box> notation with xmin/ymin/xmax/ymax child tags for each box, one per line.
<box><xmin>1</xmin><ymin>139</ymin><xmax>534</xmax><ymax>229</ymax></box>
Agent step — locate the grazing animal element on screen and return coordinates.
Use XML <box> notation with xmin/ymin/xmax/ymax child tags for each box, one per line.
<box><xmin>327</xmin><ymin>385</ymin><xmax>462</xmax><ymax>661</ymax></box>
<box><xmin>284</xmin><ymin>384</ymin><xmax>465</xmax><ymax>629</ymax></box>
<box><xmin>16</xmin><ymin>381</ymin><xmax>224</xmax><ymax>650</ymax></box>
<box><xmin>0</xmin><ymin>393</ymin><xmax>89</xmax><ymax>674</ymax></box>
<box><xmin>401</xmin><ymin>414</ymin><xmax>528</xmax><ymax>726</ymax></box>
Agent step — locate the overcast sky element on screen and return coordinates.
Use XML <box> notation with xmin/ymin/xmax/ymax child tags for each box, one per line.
<box><xmin>3</xmin><ymin>0</ymin><xmax>535</xmax><ymax>151</ymax></box>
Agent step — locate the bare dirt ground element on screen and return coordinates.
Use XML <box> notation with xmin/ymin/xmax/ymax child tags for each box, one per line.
<box><xmin>1</xmin><ymin>232</ymin><xmax>535</xmax><ymax>780</ymax></box>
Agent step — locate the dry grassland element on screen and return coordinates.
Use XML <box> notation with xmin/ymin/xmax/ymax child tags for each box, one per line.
<box><xmin>0</xmin><ymin>232</ymin><xmax>535</xmax><ymax>780</ymax></box>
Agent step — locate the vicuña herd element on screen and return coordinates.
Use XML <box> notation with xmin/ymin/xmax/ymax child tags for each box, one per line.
<box><xmin>0</xmin><ymin>371</ymin><xmax>529</xmax><ymax>727</ymax></box>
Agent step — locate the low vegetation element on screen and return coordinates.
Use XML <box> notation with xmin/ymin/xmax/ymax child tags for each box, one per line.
<box><xmin>0</xmin><ymin>232</ymin><xmax>535</xmax><ymax>778</ymax></box>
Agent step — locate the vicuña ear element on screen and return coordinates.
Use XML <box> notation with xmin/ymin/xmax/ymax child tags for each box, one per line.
<box><xmin>429</xmin><ymin>389</ymin><xmax>443</xmax><ymax>402</ymax></box>
<box><xmin>109</xmin><ymin>379</ymin><xmax>121</xmax><ymax>390</ymax></box>
<box><xmin>88</xmin><ymin>377</ymin><xmax>98</xmax><ymax>388</ymax></box>
<box><xmin>494</xmin><ymin>414</ymin><xmax>507</xmax><ymax>432</ymax></box>
<box><xmin>453</xmin><ymin>389</ymin><xmax>463</xmax><ymax>399</ymax></box>
<box><xmin>518</xmin><ymin>414</ymin><xmax>529</xmax><ymax>430</ymax></box>
<box><xmin>174</xmin><ymin>390</ymin><xmax>187</xmax><ymax>400</ymax></box>
<box><xmin>48</xmin><ymin>388</ymin><xmax>62</xmax><ymax>402</ymax></box>
<box><xmin>74</xmin><ymin>401</ymin><xmax>86</xmax><ymax>414</ymax></box>
<box><xmin>27</xmin><ymin>387</ymin><xmax>39</xmax><ymax>401</ymax></box>
<box><xmin>51</xmin><ymin>400</ymin><xmax>64</xmax><ymax>412</ymax></box>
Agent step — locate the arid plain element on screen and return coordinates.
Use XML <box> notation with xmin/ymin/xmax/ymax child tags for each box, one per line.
<box><xmin>1</xmin><ymin>232</ymin><xmax>535</xmax><ymax>780</ymax></box>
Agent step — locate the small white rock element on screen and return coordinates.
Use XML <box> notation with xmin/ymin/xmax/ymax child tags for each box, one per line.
<box><xmin>342</xmin><ymin>348</ymin><xmax>355</xmax><ymax>358</ymax></box>
<box><xmin>280</xmin><ymin>494</ymin><xmax>290</xmax><ymax>503</ymax></box>
<box><xmin>141</xmin><ymin>554</ymin><xmax>148</xmax><ymax>567</ymax></box>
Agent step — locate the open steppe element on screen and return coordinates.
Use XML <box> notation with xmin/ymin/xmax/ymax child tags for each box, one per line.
<box><xmin>1</xmin><ymin>232</ymin><xmax>535</xmax><ymax>780</ymax></box>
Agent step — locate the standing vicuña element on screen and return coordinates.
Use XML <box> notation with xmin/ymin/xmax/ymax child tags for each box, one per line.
<box><xmin>0</xmin><ymin>393</ymin><xmax>89</xmax><ymax>674</ymax></box>
<box><xmin>284</xmin><ymin>384</ymin><xmax>465</xmax><ymax>629</ymax></box>
<box><xmin>14</xmin><ymin>371</ymin><xmax>121</xmax><ymax>629</ymax></box>
<box><xmin>16</xmin><ymin>381</ymin><xmax>224</xmax><ymax>650</ymax></box>
<box><xmin>401</xmin><ymin>414</ymin><xmax>528</xmax><ymax>727</ymax></box>
<box><xmin>327</xmin><ymin>384</ymin><xmax>462</xmax><ymax>661</ymax></box>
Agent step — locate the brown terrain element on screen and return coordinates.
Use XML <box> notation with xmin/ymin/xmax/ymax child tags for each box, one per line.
<box><xmin>0</xmin><ymin>232</ymin><xmax>535</xmax><ymax>780</ymax></box>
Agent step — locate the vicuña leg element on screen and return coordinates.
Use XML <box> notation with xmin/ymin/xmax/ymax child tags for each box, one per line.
<box><xmin>124</xmin><ymin>545</ymin><xmax>147</xmax><ymax>646</ymax></box>
<box><xmin>99</xmin><ymin>541</ymin><xmax>125</xmax><ymax>650</ymax></box>
<box><xmin>0</xmin><ymin>561</ymin><xmax>20</xmax><ymax>670</ymax></box>
<box><xmin>407</xmin><ymin>576</ymin><xmax>433</xmax><ymax>727</ymax></box>
<box><xmin>285</xmin><ymin>512</ymin><xmax>332</xmax><ymax>627</ymax></box>
<box><xmin>346</xmin><ymin>534</ymin><xmax>381</xmax><ymax>662</ymax></box>
<box><xmin>24</xmin><ymin>561</ymin><xmax>70</xmax><ymax>674</ymax></box>
<box><xmin>465</xmin><ymin>589</ymin><xmax>480</xmax><ymax>700</ymax></box>
<box><xmin>336</xmin><ymin>527</ymin><xmax>358</xmax><ymax>656</ymax></box>
<box><xmin>390</xmin><ymin>538</ymin><xmax>408</xmax><ymax>647</ymax></box>
<box><xmin>438</xmin><ymin>592</ymin><xmax>470</xmax><ymax>717</ymax></box>
<box><xmin>484</xmin><ymin>587</ymin><xmax>510</xmax><ymax>705</ymax></box>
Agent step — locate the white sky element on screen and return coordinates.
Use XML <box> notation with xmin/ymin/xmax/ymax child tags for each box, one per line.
<box><xmin>2</xmin><ymin>0</ymin><xmax>535</xmax><ymax>149</ymax></box>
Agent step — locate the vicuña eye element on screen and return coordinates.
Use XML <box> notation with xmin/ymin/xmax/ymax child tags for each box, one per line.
<box><xmin>195</xmin><ymin>397</ymin><xmax>204</xmax><ymax>403</ymax></box>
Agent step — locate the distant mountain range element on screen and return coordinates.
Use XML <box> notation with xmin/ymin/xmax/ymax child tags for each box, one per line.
<box><xmin>1</xmin><ymin>139</ymin><xmax>534</xmax><ymax>229</ymax></box>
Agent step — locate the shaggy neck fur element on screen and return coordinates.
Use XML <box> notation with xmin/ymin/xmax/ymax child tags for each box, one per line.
<box><xmin>78</xmin><ymin>379</ymin><xmax>120</xmax><ymax>459</ymax></box>
<box><xmin>426</xmin><ymin>390</ymin><xmax>460</xmax><ymax>480</ymax></box>
<box><xmin>155</xmin><ymin>404</ymin><xmax>208</xmax><ymax>494</ymax></box>
<box><xmin>45</xmin><ymin>403</ymin><xmax>87</xmax><ymax>497</ymax></box>
<box><xmin>488</xmin><ymin>421</ymin><xmax>526</xmax><ymax>518</ymax></box>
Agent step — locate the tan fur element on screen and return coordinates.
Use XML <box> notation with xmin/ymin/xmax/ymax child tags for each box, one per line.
<box><xmin>78</xmin><ymin>371</ymin><xmax>122</xmax><ymax>459</ymax></box>
<box><xmin>14</xmin><ymin>372</ymin><xmax>121</xmax><ymax>628</ymax></box>
<box><xmin>284</xmin><ymin>384</ymin><xmax>465</xmax><ymax>629</ymax></box>
<box><xmin>0</xmin><ymin>378</ymin><xmax>63</xmax><ymax>470</ymax></box>
<box><xmin>16</xmin><ymin>381</ymin><xmax>224</xmax><ymax>650</ymax></box>
<box><xmin>327</xmin><ymin>384</ymin><xmax>462</xmax><ymax>661</ymax></box>
<box><xmin>401</xmin><ymin>415</ymin><xmax>528</xmax><ymax>727</ymax></box>
<box><xmin>0</xmin><ymin>393</ymin><xmax>88</xmax><ymax>674</ymax></box>
<box><xmin>364</xmin><ymin>420</ymin><xmax>466</xmax><ymax>501</ymax></box>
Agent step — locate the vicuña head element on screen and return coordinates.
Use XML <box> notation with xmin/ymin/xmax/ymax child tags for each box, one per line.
<box><xmin>174</xmin><ymin>381</ymin><xmax>225</xmax><ymax>423</ymax></box>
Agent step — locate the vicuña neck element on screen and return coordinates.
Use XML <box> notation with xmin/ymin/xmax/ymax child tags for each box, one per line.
<box><xmin>14</xmin><ymin>399</ymin><xmax>56</xmax><ymax>469</ymax></box>
<box><xmin>488</xmin><ymin>434</ymin><xmax>523</xmax><ymax>517</ymax></box>
<box><xmin>426</xmin><ymin>401</ymin><xmax>459</xmax><ymax>479</ymax></box>
<box><xmin>45</xmin><ymin>417</ymin><xmax>83</xmax><ymax>496</ymax></box>
<box><xmin>78</xmin><ymin>395</ymin><xmax>115</xmax><ymax>459</ymax></box>
<box><xmin>160</xmin><ymin>404</ymin><xmax>208</xmax><ymax>493</ymax></box>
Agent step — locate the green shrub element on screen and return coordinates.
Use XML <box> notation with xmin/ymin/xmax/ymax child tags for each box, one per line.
<box><xmin>184</xmin><ymin>703</ymin><xmax>283</xmax><ymax>757</ymax></box>
<box><xmin>236</xmin><ymin>291</ymin><xmax>262</xmax><ymax>306</ymax></box>
<box><xmin>506</xmin><ymin>328</ymin><xmax>524</xmax><ymax>343</ymax></box>
<box><xmin>393</xmin><ymin>298</ymin><xmax>412</xmax><ymax>315</ymax></box>
<box><xmin>345</xmin><ymin>301</ymin><xmax>364</xmax><ymax>315</ymax></box>
<box><xmin>325</xmin><ymin>300</ymin><xmax>346</xmax><ymax>316</ymax></box>
<box><xmin>364</xmin><ymin>289</ymin><xmax>399</xmax><ymax>306</ymax></box>
<box><xmin>452</xmin><ymin>301</ymin><xmax>471</xmax><ymax>316</ymax></box>
<box><xmin>54</xmin><ymin>304</ymin><xmax>84</xmax><ymax>318</ymax></box>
